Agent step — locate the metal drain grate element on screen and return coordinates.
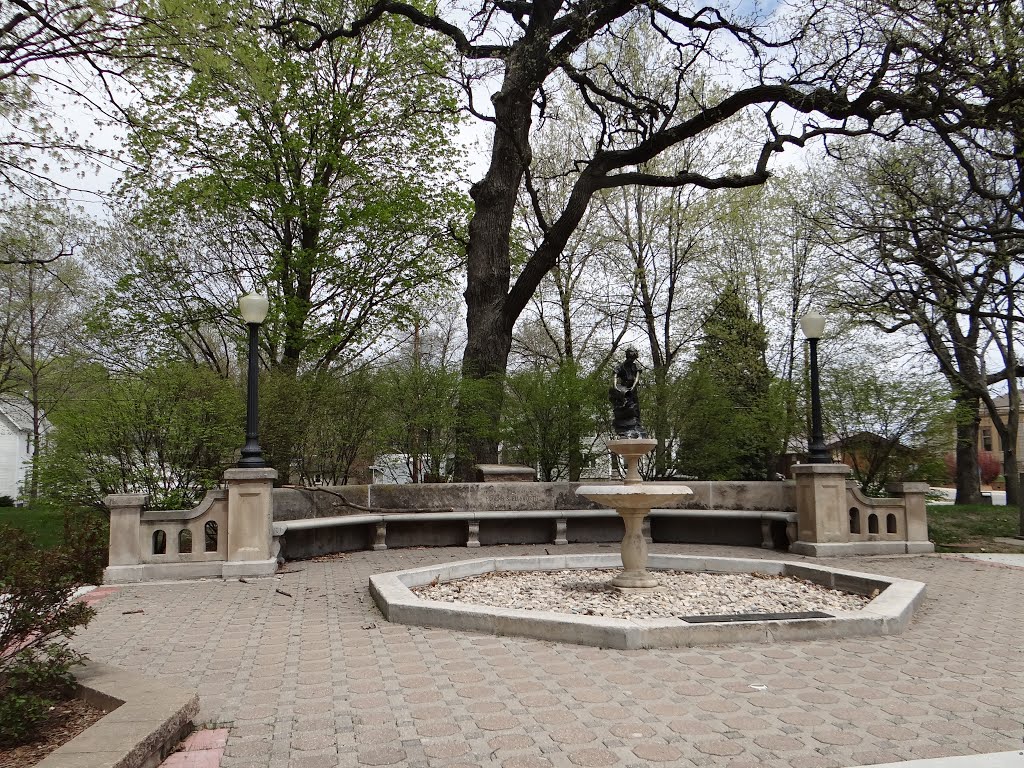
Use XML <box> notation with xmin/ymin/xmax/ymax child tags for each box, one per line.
<box><xmin>678</xmin><ymin>611</ymin><xmax>833</xmax><ymax>623</ymax></box>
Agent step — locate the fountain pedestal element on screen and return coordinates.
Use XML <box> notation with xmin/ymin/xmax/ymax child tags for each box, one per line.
<box><xmin>576</xmin><ymin>439</ymin><xmax>692</xmax><ymax>590</ymax></box>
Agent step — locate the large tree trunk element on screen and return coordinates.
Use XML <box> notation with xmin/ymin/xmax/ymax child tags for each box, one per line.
<box><xmin>954</xmin><ymin>394</ymin><xmax>983</xmax><ymax>504</ymax></box>
<box><xmin>992</xmin><ymin>409</ymin><xmax>1020</xmax><ymax>507</ymax></box>
<box><xmin>455</xmin><ymin>85</ymin><xmax>534</xmax><ymax>480</ymax></box>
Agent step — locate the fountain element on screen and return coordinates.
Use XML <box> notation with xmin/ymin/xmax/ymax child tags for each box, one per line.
<box><xmin>576</xmin><ymin>438</ymin><xmax>691</xmax><ymax>588</ymax></box>
<box><xmin>367</xmin><ymin>348</ymin><xmax>927</xmax><ymax>649</ymax></box>
<box><xmin>575</xmin><ymin>348</ymin><xmax>692</xmax><ymax>588</ymax></box>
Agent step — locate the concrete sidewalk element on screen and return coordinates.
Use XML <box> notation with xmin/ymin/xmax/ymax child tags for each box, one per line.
<box><xmin>73</xmin><ymin>544</ymin><xmax>1024</xmax><ymax>768</ymax></box>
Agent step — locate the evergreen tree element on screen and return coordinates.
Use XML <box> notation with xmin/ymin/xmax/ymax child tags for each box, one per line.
<box><xmin>675</xmin><ymin>285</ymin><xmax>777</xmax><ymax>480</ymax></box>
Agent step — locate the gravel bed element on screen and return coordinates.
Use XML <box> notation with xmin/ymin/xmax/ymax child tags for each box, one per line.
<box><xmin>413</xmin><ymin>569</ymin><xmax>873</xmax><ymax>619</ymax></box>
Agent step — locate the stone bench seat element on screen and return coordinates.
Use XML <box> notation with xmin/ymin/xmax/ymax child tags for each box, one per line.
<box><xmin>272</xmin><ymin>507</ymin><xmax>798</xmax><ymax>556</ymax></box>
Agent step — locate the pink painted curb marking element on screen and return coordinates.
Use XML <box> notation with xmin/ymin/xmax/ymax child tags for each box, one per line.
<box><xmin>78</xmin><ymin>586</ymin><xmax>120</xmax><ymax>606</ymax></box>
<box><xmin>159</xmin><ymin>728</ymin><xmax>229</xmax><ymax>768</ymax></box>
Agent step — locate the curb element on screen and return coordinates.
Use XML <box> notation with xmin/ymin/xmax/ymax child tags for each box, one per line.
<box><xmin>370</xmin><ymin>554</ymin><xmax>927</xmax><ymax>649</ymax></box>
<box><xmin>37</xmin><ymin>661</ymin><xmax>199</xmax><ymax>768</ymax></box>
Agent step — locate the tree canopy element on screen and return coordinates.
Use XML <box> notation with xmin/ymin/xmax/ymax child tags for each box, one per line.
<box><xmin>274</xmin><ymin>0</ymin><xmax>1023</xmax><ymax>475</ymax></box>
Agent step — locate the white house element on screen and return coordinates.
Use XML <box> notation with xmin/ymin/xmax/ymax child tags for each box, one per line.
<box><xmin>0</xmin><ymin>397</ymin><xmax>37</xmax><ymax>502</ymax></box>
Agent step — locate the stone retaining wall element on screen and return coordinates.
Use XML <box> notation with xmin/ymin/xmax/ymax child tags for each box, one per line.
<box><xmin>272</xmin><ymin>480</ymin><xmax>796</xmax><ymax>520</ymax></box>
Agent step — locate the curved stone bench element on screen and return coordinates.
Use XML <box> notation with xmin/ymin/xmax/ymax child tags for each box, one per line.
<box><xmin>272</xmin><ymin>507</ymin><xmax>798</xmax><ymax>559</ymax></box>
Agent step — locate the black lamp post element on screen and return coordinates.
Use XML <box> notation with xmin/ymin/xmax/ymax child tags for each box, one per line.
<box><xmin>238</xmin><ymin>291</ymin><xmax>269</xmax><ymax>468</ymax></box>
<box><xmin>800</xmin><ymin>310</ymin><xmax>832</xmax><ymax>464</ymax></box>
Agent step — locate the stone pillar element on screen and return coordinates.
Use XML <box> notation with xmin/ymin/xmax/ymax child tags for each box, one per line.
<box><xmin>223</xmin><ymin>468</ymin><xmax>278</xmax><ymax>577</ymax></box>
<box><xmin>790</xmin><ymin>463</ymin><xmax>853</xmax><ymax>557</ymax></box>
<box><xmin>466</xmin><ymin>520</ymin><xmax>481</xmax><ymax>548</ymax></box>
<box><xmin>104</xmin><ymin>494</ymin><xmax>149</xmax><ymax>567</ymax></box>
<box><xmin>554</xmin><ymin>518</ymin><xmax>568</xmax><ymax>546</ymax></box>
<box><xmin>373</xmin><ymin>521</ymin><xmax>388</xmax><ymax>551</ymax></box>
<box><xmin>886</xmin><ymin>482</ymin><xmax>934</xmax><ymax>553</ymax></box>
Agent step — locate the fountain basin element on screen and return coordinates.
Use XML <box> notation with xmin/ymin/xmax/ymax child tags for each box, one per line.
<box><xmin>369</xmin><ymin>554</ymin><xmax>926</xmax><ymax>649</ymax></box>
<box><xmin>576</xmin><ymin>483</ymin><xmax>693</xmax><ymax>509</ymax></box>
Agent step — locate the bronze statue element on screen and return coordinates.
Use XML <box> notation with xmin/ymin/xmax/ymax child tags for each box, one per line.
<box><xmin>609</xmin><ymin>347</ymin><xmax>647</xmax><ymax>438</ymax></box>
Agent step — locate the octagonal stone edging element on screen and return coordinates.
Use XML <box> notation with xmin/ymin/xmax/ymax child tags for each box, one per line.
<box><xmin>368</xmin><ymin>554</ymin><xmax>927</xmax><ymax>649</ymax></box>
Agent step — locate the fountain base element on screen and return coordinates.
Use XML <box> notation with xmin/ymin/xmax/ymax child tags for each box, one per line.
<box><xmin>369</xmin><ymin>553</ymin><xmax>927</xmax><ymax>649</ymax></box>
<box><xmin>577</xmin><ymin>438</ymin><xmax>691</xmax><ymax>590</ymax></box>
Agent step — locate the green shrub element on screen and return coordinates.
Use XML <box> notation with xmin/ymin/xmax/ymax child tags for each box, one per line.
<box><xmin>0</xmin><ymin>645</ymin><xmax>83</xmax><ymax>745</ymax></box>
<box><xmin>62</xmin><ymin>509</ymin><xmax>109</xmax><ymax>585</ymax></box>
<box><xmin>0</xmin><ymin>495</ymin><xmax>15</xmax><ymax>508</ymax></box>
<box><xmin>0</xmin><ymin>525</ymin><xmax>94</xmax><ymax>747</ymax></box>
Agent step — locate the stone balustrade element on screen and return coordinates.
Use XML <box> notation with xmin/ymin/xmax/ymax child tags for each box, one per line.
<box><xmin>103</xmin><ymin>467</ymin><xmax>934</xmax><ymax>583</ymax></box>
<box><xmin>103</xmin><ymin>467</ymin><xmax>278</xmax><ymax>583</ymax></box>
<box><xmin>790</xmin><ymin>464</ymin><xmax>933</xmax><ymax>556</ymax></box>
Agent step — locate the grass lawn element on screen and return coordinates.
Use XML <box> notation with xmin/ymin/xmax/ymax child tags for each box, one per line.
<box><xmin>927</xmin><ymin>503</ymin><xmax>1024</xmax><ymax>552</ymax></box>
<box><xmin>0</xmin><ymin>505</ymin><xmax>68</xmax><ymax>549</ymax></box>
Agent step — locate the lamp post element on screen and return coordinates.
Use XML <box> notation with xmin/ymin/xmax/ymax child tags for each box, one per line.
<box><xmin>238</xmin><ymin>291</ymin><xmax>269</xmax><ymax>468</ymax></box>
<box><xmin>800</xmin><ymin>310</ymin><xmax>831</xmax><ymax>464</ymax></box>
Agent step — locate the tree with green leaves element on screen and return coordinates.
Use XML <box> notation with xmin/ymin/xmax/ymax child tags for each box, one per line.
<box><xmin>286</xmin><ymin>367</ymin><xmax>385</xmax><ymax>485</ymax></box>
<box><xmin>37</xmin><ymin>362</ymin><xmax>243</xmax><ymax>510</ymax></box>
<box><xmin>819</xmin><ymin>138</ymin><xmax>1024</xmax><ymax>507</ymax></box>
<box><xmin>0</xmin><ymin>200</ymin><xmax>96</xmax><ymax>498</ymax></box>
<box><xmin>114</xmin><ymin>0</ymin><xmax>467</xmax><ymax>371</ymax></box>
<box><xmin>502</xmin><ymin>361</ymin><xmax>606</xmax><ymax>482</ymax></box>
<box><xmin>674</xmin><ymin>285</ymin><xmax>780</xmax><ymax>480</ymax></box>
<box><xmin>377</xmin><ymin>321</ymin><xmax>462</xmax><ymax>483</ymax></box>
<box><xmin>274</xmin><ymin>0</ymin><xmax>1008</xmax><ymax>477</ymax></box>
<box><xmin>0</xmin><ymin>0</ymin><xmax>141</xmax><ymax>194</ymax></box>
<box><xmin>100</xmin><ymin>0</ymin><xmax>469</xmax><ymax>476</ymax></box>
<box><xmin>821</xmin><ymin>362</ymin><xmax>953</xmax><ymax>495</ymax></box>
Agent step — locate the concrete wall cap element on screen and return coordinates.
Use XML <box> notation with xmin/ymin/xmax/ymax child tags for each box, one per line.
<box><xmin>223</xmin><ymin>468</ymin><xmax>279</xmax><ymax>481</ymax></box>
<box><xmin>792</xmin><ymin>463</ymin><xmax>854</xmax><ymax>476</ymax></box>
<box><xmin>885</xmin><ymin>482</ymin><xmax>931</xmax><ymax>493</ymax></box>
<box><xmin>104</xmin><ymin>493</ymin><xmax>150</xmax><ymax>508</ymax></box>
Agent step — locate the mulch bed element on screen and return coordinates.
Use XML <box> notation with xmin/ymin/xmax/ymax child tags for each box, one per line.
<box><xmin>0</xmin><ymin>697</ymin><xmax>107</xmax><ymax>768</ymax></box>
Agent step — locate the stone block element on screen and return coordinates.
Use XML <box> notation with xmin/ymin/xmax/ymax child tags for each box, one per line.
<box><xmin>103</xmin><ymin>564</ymin><xmax>145</xmax><ymax>585</ymax></box>
<box><xmin>793</xmin><ymin>463</ymin><xmax>854</xmax><ymax>545</ymax></box>
<box><xmin>224</xmin><ymin>468</ymin><xmax>277</xmax><ymax>563</ymax></box>
<box><xmin>563</xmin><ymin>553</ymin><xmax>621</xmax><ymax>569</ymax></box>
<box><xmin>475</xmin><ymin>464</ymin><xmax>536</xmax><ymax>482</ymax></box>
<box><xmin>707</xmin><ymin>481</ymin><xmax>797</xmax><ymax>511</ymax></box>
<box><xmin>105</xmin><ymin>494</ymin><xmax>149</xmax><ymax>568</ymax></box>
<box><xmin>368</xmin><ymin>483</ymin><xmax>476</xmax><ymax>510</ymax></box>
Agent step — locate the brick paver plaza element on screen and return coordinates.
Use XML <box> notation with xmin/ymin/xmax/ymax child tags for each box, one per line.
<box><xmin>73</xmin><ymin>544</ymin><xmax>1024</xmax><ymax>768</ymax></box>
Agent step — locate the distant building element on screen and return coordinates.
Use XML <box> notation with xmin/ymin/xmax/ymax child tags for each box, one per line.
<box><xmin>0</xmin><ymin>396</ymin><xmax>39</xmax><ymax>502</ymax></box>
<box><xmin>977</xmin><ymin>395</ymin><xmax>1024</xmax><ymax>472</ymax></box>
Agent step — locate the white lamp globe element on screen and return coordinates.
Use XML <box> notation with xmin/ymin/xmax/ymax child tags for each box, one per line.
<box><xmin>239</xmin><ymin>292</ymin><xmax>270</xmax><ymax>324</ymax></box>
<box><xmin>799</xmin><ymin>310</ymin><xmax>826</xmax><ymax>340</ymax></box>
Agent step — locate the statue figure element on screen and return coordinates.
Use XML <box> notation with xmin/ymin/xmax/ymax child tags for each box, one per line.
<box><xmin>609</xmin><ymin>347</ymin><xmax>647</xmax><ymax>438</ymax></box>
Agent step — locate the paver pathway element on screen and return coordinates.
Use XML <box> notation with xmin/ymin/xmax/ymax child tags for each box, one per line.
<box><xmin>72</xmin><ymin>544</ymin><xmax>1024</xmax><ymax>768</ymax></box>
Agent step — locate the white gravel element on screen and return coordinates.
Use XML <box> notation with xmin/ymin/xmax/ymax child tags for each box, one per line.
<box><xmin>412</xmin><ymin>569</ymin><xmax>873</xmax><ymax>619</ymax></box>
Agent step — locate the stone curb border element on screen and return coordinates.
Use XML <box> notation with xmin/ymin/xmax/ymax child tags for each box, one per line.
<box><xmin>369</xmin><ymin>554</ymin><xmax>927</xmax><ymax>649</ymax></box>
<box><xmin>852</xmin><ymin>751</ymin><xmax>1024</xmax><ymax>767</ymax></box>
<box><xmin>37</xmin><ymin>661</ymin><xmax>199</xmax><ymax>768</ymax></box>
